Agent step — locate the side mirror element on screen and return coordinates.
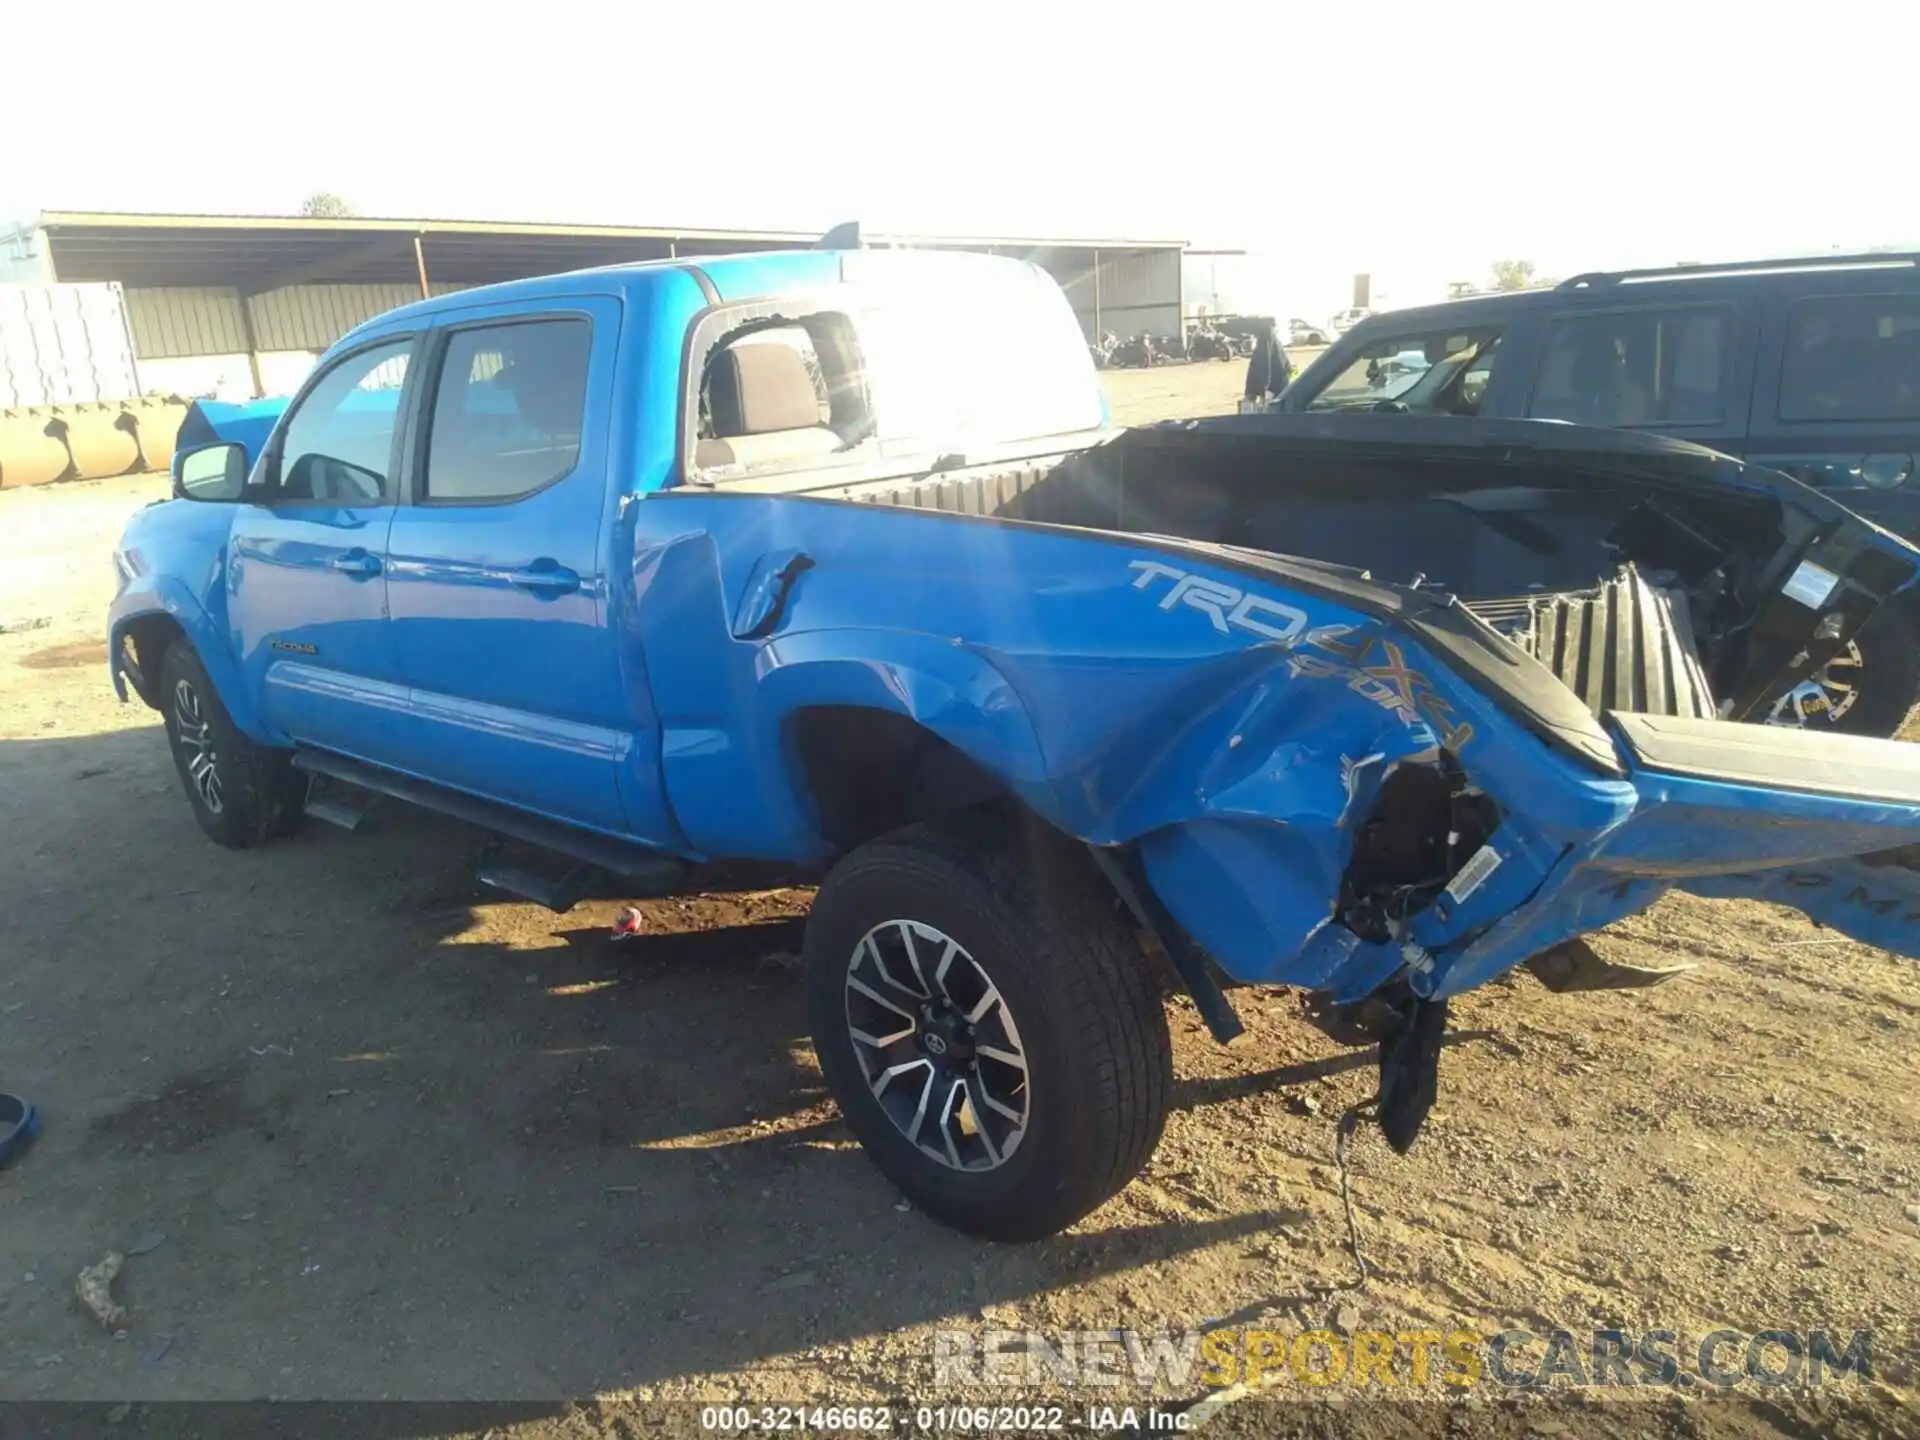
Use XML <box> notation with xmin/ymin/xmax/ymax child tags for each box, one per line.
<box><xmin>173</xmin><ymin>443</ymin><xmax>248</xmax><ymax>502</ymax></box>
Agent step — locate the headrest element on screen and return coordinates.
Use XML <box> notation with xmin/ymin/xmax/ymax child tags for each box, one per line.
<box><xmin>707</xmin><ymin>343</ymin><xmax>822</xmax><ymax>436</ymax></box>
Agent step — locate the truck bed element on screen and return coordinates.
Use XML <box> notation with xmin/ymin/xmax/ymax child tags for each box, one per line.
<box><xmin>826</xmin><ymin>428</ymin><xmax>1782</xmax><ymax>725</ymax></box>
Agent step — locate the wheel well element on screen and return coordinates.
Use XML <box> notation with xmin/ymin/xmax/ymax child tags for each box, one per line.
<box><xmin>117</xmin><ymin>613</ymin><xmax>185</xmax><ymax>709</ymax></box>
<box><xmin>789</xmin><ymin>707</ymin><xmax>1020</xmax><ymax>853</ymax></box>
<box><xmin>790</xmin><ymin>706</ymin><xmax>1206</xmax><ymax>1024</ymax></box>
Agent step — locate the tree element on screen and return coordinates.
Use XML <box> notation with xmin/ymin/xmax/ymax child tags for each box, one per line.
<box><xmin>299</xmin><ymin>191</ymin><xmax>354</xmax><ymax>218</ymax></box>
<box><xmin>1490</xmin><ymin>259</ymin><xmax>1536</xmax><ymax>291</ymax></box>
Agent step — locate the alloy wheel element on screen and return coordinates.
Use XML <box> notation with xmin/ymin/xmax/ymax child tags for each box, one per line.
<box><xmin>173</xmin><ymin>678</ymin><xmax>224</xmax><ymax>814</ymax></box>
<box><xmin>1766</xmin><ymin>639</ymin><xmax>1863</xmax><ymax>727</ymax></box>
<box><xmin>842</xmin><ymin>919</ymin><xmax>1030</xmax><ymax>1171</ymax></box>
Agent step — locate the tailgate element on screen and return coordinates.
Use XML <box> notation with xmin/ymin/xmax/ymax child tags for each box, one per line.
<box><xmin>1616</xmin><ymin>713</ymin><xmax>1920</xmax><ymax>807</ymax></box>
<box><xmin>1609</xmin><ymin>713</ymin><xmax>1920</xmax><ymax>954</ymax></box>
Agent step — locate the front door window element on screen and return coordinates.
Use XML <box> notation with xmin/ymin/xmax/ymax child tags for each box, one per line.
<box><xmin>269</xmin><ymin>342</ymin><xmax>412</xmax><ymax>503</ymax></box>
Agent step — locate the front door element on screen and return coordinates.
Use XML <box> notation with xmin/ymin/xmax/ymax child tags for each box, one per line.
<box><xmin>227</xmin><ymin>336</ymin><xmax>417</xmax><ymax>761</ymax></box>
<box><xmin>383</xmin><ymin>298</ymin><xmax>659</xmax><ymax>839</ymax></box>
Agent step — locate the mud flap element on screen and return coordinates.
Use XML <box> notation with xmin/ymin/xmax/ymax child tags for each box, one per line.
<box><xmin>1376</xmin><ymin>995</ymin><xmax>1447</xmax><ymax>1153</ymax></box>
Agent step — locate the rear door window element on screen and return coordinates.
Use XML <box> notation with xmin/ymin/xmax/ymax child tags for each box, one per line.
<box><xmin>851</xmin><ymin>257</ymin><xmax>1105</xmax><ymax>448</ymax></box>
<box><xmin>423</xmin><ymin>319</ymin><xmax>591</xmax><ymax>502</ymax></box>
<box><xmin>1779</xmin><ymin>294</ymin><xmax>1920</xmax><ymax>422</ymax></box>
<box><xmin>693</xmin><ymin>314</ymin><xmax>866</xmax><ymax>478</ymax></box>
<box><xmin>1528</xmin><ymin>306</ymin><xmax>1731</xmax><ymax>427</ymax></box>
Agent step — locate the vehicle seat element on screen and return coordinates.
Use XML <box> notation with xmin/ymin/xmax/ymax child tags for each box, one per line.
<box><xmin>695</xmin><ymin>344</ymin><xmax>841</xmax><ymax>469</ymax></box>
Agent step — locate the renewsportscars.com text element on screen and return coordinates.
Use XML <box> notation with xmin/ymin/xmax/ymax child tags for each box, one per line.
<box><xmin>932</xmin><ymin>1326</ymin><xmax>1872</xmax><ymax>1391</ymax></box>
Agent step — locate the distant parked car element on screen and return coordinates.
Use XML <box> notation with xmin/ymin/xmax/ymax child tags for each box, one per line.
<box><xmin>1287</xmin><ymin>318</ymin><xmax>1331</xmax><ymax>345</ymax></box>
<box><xmin>1328</xmin><ymin>306</ymin><xmax>1374</xmax><ymax>336</ymax></box>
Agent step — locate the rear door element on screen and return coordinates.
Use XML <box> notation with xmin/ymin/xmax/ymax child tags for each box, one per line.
<box><xmin>1744</xmin><ymin>287</ymin><xmax>1920</xmax><ymax>540</ymax></box>
<box><xmin>1523</xmin><ymin>299</ymin><xmax>1757</xmax><ymax>452</ymax></box>
<box><xmin>383</xmin><ymin>296</ymin><xmax>657</xmax><ymax>838</ymax></box>
<box><xmin>227</xmin><ymin>335</ymin><xmax>416</xmax><ymax>759</ymax></box>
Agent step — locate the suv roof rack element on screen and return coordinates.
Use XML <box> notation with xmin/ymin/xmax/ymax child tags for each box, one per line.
<box><xmin>1557</xmin><ymin>252</ymin><xmax>1920</xmax><ymax>289</ymax></box>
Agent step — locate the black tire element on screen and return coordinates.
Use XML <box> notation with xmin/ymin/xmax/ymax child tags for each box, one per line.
<box><xmin>157</xmin><ymin>643</ymin><xmax>304</xmax><ymax>848</ymax></box>
<box><xmin>1752</xmin><ymin>602</ymin><xmax>1918</xmax><ymax>736</ymax></box>
<box><xmin>804</xmin><ymin>813</ymin><xmax>1172</xmax><ymax>1240</ymax></box>
<box><xmin>1829</xmin><ymin>603</ymin><xmax>1920</xmax><ymax>737</ymax></box>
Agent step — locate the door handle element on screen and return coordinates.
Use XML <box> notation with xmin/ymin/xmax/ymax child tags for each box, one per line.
<box><xmin>507</xmin><ymin>563</ymin><xmax>580</xmax><ymax>596</ymax></box>
<box><xmin>330</xmin><ymin>550</ymin><xmax>382</xmax><ymax>578</ymax></box>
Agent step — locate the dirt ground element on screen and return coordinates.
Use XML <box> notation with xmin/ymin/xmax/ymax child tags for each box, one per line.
<box><xmin>3</xmin><ymin>360</ymin><xmax>1918</xmax><ymax>1436</ymax></box>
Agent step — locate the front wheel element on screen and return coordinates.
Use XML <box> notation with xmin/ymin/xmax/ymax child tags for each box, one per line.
<box><xmin>804</xmin><ymin>815</ymin><xmax>1172</xmax><ymax>1240</ymax></box>
<box><xmin>158</xmin><ymin>643</ymin><xmax>304</xmax><ymax>848</ymax></box>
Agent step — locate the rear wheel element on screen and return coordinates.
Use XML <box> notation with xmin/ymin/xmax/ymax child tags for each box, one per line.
<box><xmin>1765</xmin><ymin>604</ymin><xmax>1919</xmax><ymax>737</ymax></box>
<box><xmin>158</xmin><ymin>644</ymin><xmax>304</xmax><ymax>848</ymax></box>
<box><xmin>804</xmin><ymin>813</ymin><xmax>1172</xmax><ymax>1240</ymax></box>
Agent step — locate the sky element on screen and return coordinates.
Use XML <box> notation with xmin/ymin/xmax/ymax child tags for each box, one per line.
<box><xmin>8</xmin><ymin>0</ymin><xmax>1915</xmax><ymax>314</ymax></box>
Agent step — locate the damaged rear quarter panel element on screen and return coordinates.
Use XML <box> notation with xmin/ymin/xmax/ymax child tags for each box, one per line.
<box><xmin>638</xmin><ymin>494</ymin><xmax>1642</xmax><ymax>995</ymax></box>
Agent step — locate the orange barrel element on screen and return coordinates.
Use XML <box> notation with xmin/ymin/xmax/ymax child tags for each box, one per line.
<box><xmin>63</xmin><ymin>402</ymin><xmax>142</xmax><ymax>480</ymax></box>
<box><xmin>0</xmin><ymin>407</ymin><xmax>75</xmax><ymax>489</ymax></box>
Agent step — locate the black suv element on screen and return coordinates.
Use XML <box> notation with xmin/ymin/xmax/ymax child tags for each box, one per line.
<box><xmin>1280</xmin><ymin>253</ymin><xmax>1920</xmax><ymax>733</ymax></box>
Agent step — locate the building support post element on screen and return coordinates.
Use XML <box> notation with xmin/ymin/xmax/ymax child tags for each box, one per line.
<box><xmin>234</xmin><ymin>290</ymin><xmax>266</xmax><ymax>399</ymax></box>
<box><xmin>413</xmin><ymin>233</ymin><xmax>431</xmax><ymax>299</ymax></box>
<box><xmin>1092</xmin><ymin>247</ymin><xmax>1102</xmax><ymax>338</ymax></box>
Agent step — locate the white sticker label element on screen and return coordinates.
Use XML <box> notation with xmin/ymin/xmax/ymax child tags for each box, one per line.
<box><xmin>1444</xmin><ymin>844</ymin><xmax>1503</xmax><ymax>904</ymax></box>
<box><xmin>1781</xmin><ymin>559</ymin><xmax>1841</xmax><ymax>609</ymax></box>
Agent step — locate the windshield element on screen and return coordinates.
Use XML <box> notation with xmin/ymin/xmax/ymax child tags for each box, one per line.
<box><xmin>1303</xmin><ymin>327</ymin><xmax>1504</xmax><ymax>414</ymax></box>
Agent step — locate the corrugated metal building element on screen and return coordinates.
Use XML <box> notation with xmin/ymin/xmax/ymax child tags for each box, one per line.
<box><xmin>1051</xmin><ymin>248</ymin><xmax>1183</xmax><ymax>339</ymax></box>
<box><xmin>118</xmin><ymin>281</ymin><xmax>475</xmax><ymax>397</ymax></box>
<box><xmin>11</xmin><ymin>213</ymin><xmax>1188</xmax><ymax>399</ymax></box>
<box><xmin>0</xmin><ymin>281</ymin><xmax>140</xmax><ymax>407</ymax></box>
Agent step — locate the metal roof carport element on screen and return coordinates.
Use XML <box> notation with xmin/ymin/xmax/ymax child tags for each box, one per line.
<box><xmin>26</xmin><ymin>212</ymin><xmax>1186</xmax><ymax>397</ymax></box>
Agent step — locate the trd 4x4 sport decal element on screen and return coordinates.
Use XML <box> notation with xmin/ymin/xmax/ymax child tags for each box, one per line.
<box><xmin>1125</xmin><ymin>559</ymin><xmax>1475</xmax><ymax>752</ymax></box>
<box><xmin>1126</xmin><ymin>560</ymin><xmax>1309</xmax><ymax>643</ymax></box>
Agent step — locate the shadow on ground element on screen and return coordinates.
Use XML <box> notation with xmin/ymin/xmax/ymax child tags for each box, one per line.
<box><xmin>0</xmin><ymin>726</ymin><xmax>1319</xmax><ymax>1411</ymax></box>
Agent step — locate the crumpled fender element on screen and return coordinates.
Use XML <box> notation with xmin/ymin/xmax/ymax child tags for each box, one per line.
<box><xmin>988</xmin><ymin>609</ymin><xmax>1639</xmax><ymax>994</ymax></box>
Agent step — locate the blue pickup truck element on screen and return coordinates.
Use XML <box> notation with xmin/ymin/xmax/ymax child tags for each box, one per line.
<box><xmin>111</xmin><ymin>247</ymin><xmax>1920</xmax><ymax>1239</ymax></box>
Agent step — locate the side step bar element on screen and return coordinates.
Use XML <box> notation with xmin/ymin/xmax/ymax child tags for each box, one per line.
<box><xmin>303</xmin><ymin>775</ymin><xmax>372</xmax><ymax>831</ymax></box>
<box><xmin>291</xmin><ymin>750</ymin><xmax>687</xmax><ymax>910</ymax></box>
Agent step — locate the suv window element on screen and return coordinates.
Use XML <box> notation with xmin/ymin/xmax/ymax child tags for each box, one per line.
<box><xmin>273</xmin><ymin>340</ymin><xmax>411</xmax><ymax>503</ymax></box>
<box><xmin>425</xmin><ymin>319</ymin><xmax>591</xmax><ymax>501</ymax></box>
<box><xmin>1303</xmin><ymin>327</ymin><xmax>1503</xmax><ymax>415</ymax></box>
<box><xmin>1529</xmin><ymin>306</ymin><xmax>1730</xmax><ymax>428</ymax></box>
<box><xmin>1780</xmin><ymin>294</ymin><xmax>1920</xmax><ymax>422</ymax></box>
